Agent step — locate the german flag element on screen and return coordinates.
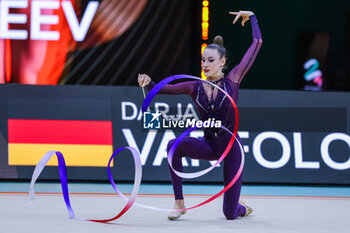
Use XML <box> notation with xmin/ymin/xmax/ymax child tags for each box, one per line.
<box><xmin>8</xmin><ymin>119</ymin><xmax>113</xmax><ymax>167</ymax></box>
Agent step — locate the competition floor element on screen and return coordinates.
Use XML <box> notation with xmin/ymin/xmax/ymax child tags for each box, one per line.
<box><xmin>1</xmin><ymin>182</ymin><xmax>350</xmax><ymax>233</ymax></box>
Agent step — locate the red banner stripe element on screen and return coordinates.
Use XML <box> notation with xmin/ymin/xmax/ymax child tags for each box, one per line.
<box><xmin>8</xmin><ymin>119</ymin><xmax>113</xmax><ymax>145</ymax></box>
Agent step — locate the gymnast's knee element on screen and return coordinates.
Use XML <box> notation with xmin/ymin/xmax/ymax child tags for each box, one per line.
<box><xmin>223</xmin><ymin>208</ymin><xmax>235</xmax><ymax>220</ymax></box>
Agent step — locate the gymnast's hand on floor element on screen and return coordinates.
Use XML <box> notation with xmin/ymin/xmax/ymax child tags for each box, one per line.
<box><xmin>229</xmin><ymin>10</ymin><xmax>254</xmax><ymax>27</ymax></box>
<box><xmin>138</xmin><ymin>74</ymin><xmax>151</xmax><ymax>87</ymax></box>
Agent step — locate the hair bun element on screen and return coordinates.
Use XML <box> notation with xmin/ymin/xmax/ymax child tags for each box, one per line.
<box><xmin>213</xmin><ymin>35</ymin><xmax>224</xmax><ymax>46</ymax></box>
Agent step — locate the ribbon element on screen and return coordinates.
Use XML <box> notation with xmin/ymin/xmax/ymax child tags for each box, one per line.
<box><xmin>30</xmin><ymin>147</ymin><xmax>142</xmax><ymax>222</ymax></box>
<box><xmin>30</xmin><ymin>150</ymin><xmax>75</xmax><ymax>219</ymax></box>
<box><xmin>29</xmin><ymin>74</ymin><xmax>244</xmax><ymax>221</ymax></box>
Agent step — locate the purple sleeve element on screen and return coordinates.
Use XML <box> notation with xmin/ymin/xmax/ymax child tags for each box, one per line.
<box><xmin>146</xmin><ymin>80</ymin><xmax>196</xmax><ymax>96</ymax></box>
<box><xmin>226</xmin><ymin>14</ymin><xmax>263</xmax><ymax>84</ymax></box>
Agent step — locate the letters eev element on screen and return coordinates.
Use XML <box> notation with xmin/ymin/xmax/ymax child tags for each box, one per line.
<box><xmin>0</xmin><ymin>0</ymin><xmax>99</xmax><ymax>41</ymax></box>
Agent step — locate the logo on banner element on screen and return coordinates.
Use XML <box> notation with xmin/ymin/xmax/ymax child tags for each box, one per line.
<box><xmin>143</xmin><ymin>111</ymin><xmax>162</xmax><ymax>129</ymax></box>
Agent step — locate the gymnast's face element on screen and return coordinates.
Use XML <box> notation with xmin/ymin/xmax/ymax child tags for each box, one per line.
<box><xmin>202</xmin><ymin>48</ymin><xmax>226</xmax><ymax>80</ymax></box>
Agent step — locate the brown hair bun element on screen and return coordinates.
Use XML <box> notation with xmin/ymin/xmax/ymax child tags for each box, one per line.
<box><xmin>213</xmin><ymin>35</ymin><xmax>224</xmax><ymax>46</ymax></box>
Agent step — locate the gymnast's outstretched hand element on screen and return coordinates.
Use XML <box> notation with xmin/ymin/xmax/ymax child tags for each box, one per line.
<box><xmin>229</xmin><ymin>10</ymin><xmax>254</xmax><ymax>27</ymax></box>
<box><xmin>138</xmin><ymin>73</ymin><xmax>151</xmax><ymax>87</ymax></box>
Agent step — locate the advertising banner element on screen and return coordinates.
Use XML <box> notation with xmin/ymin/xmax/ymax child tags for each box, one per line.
<box><xmin>0</xmin><ymin>84</ymin><xmax>349</xmax><ymax>184</ymax></box>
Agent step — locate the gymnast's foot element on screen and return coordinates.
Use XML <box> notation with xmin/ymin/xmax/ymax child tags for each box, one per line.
<box><xmin>168</xmin><ymin>199</ymin><xmax>186</xmax><ymax>220</ymax></box>
<box><xmin>239</xmin><ymin>200</ymin><xmax>253</xmax><ymax>216</ymax></box>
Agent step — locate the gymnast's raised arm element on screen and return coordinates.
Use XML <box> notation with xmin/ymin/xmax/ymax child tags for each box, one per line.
<box><xmin>138</xmin><ymin>74</ymin><xmax>196</xmax><ymax>96</ymax></box>
<box><xmin>226</xmin><ymin>11</ymin><xmax>263</xmax><ymax>84</ymax></box>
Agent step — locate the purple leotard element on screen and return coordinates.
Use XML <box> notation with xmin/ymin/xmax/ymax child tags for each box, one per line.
<box><xmin>146</xmin><ymin>15</ymin><xmax>262</xmax><ymax>220</ymax></box>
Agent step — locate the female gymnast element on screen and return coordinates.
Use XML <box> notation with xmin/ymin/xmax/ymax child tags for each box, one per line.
<box><xmin>138</xmin><ymin>10</ymin><xmax>262</xmax><ymax>220</ymax></box>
